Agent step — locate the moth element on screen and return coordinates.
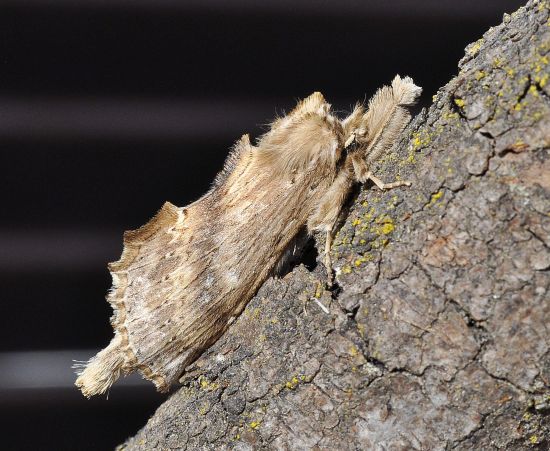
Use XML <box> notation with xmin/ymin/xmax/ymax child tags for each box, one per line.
<box><xmin>75</xmin><ymin>75</ymin><xmax>421</xmax><ymax>397</ymax></box>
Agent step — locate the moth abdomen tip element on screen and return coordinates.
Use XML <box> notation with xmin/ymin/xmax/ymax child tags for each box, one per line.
<box><xmin>75</xmin><ymin>335</ymin><xmax>126</xmax><ymax>398</ymax></box>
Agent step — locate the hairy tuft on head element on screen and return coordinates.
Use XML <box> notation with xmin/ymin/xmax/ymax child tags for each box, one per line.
<box><xmin>342</xmin><ymin>75</ymin><xmax>422</xmax><ymax>165</ymax></box>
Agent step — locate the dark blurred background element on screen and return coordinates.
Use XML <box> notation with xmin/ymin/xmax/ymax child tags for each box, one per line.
<box><xmin>0</xmin><ymin>1</ymin><xmax>525</xmax><ymax>449</ymax></box>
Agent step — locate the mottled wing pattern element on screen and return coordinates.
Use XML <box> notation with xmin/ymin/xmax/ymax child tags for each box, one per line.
<box><xmin>75</xmin><ymin>92</ymin><xmax>344</xmax><ymax>397</ymax></box>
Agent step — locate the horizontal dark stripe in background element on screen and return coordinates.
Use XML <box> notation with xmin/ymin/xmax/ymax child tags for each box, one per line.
<box><xmin>1</xmin><ymin>1</ymin><xmax>525</xmax><ymax>449</ymax></box>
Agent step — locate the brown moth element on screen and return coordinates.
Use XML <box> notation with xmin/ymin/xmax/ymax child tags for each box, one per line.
<box><xmin>75</xmin><ymin>75</ymin><xmax>421</xmax><ymax>397</ymax></box>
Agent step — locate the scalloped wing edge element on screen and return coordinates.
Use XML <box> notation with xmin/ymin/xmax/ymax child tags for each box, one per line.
<box><xmin>75</xmin><ymin>201</ymin><xmax>181</xmax><ymax>397</ymax></box>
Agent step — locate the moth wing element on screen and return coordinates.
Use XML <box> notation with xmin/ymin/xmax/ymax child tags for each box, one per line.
<box><xmin>74</xmin><ymin>99</ymin><xmax>342</xmax><ymax>398</ymax></box>
<box><xmin>75</xmin><ymin>135</ymin><xmax>259</xmax><ymax>397</ymax></box>
<box><xmin>75</xmin><ymin>201</ymin><xmax>200</xmax><ymax>396</ymax></box>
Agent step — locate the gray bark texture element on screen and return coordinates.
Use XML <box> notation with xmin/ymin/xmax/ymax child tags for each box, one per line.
<box><xmin>121</xmin><ymin>1</ymin><xmax>550</xmax><ymax>449</ymax></box>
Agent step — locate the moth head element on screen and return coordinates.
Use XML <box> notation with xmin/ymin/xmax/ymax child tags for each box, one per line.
<box><xmin>256</xmin><ymin>92</ymin><xmax>343</xmax><ymax>176</ymax></box>
<box><xmin>342</xmin><ymin>75</ymin><xmax>422</xmax><ymax>165</ymax></box>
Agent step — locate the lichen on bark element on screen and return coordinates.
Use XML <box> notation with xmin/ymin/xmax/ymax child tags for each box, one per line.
<box><xmin>121</xmin><ymin>1</ymin><xmax>550</xmax><ymax>449</ymax></box>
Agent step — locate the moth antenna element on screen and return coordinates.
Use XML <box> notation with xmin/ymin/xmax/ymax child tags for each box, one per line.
<box><xmin>348</xmin><ymin>75</ymin><xmax>422</xmax><ymax>164</ymax></box>
<box><xmin>364</xmin><ymin>75</ymin><xmax>422</xmax><ymax>163</ymax></box>
<box><xmin>74</xmin><ymin>334</ymin><xmax>126</xmax><ymax>398</ymax></box>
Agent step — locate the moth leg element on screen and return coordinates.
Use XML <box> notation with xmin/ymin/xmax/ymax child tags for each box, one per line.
<box><xmin>308</xmin><ymin>168</ymin><xmax>354</xmax><ymax>286</ymax></box>
<box><xmin>367</xmin><ymin>172</ymin><xmax>412</xmax><ymax>190</ymax></box>
<box><xmin>325</xmin><ymin>230</ymin><xmax>335</xmax><ymax>286</ymax></box>
<box><xmin>351</xmin><ymin>153</ymin><xmax>411</xmax><ymax>190</ymax></box>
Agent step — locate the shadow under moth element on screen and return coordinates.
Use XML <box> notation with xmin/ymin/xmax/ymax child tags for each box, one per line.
<box><xmin>75</xmin><ymin>75</ymin><xmax>421</xmax><ymax>397</ymax></box>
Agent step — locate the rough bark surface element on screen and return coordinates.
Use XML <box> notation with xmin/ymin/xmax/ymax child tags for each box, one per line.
<box><xmin>121</xmin><ymin>1</ymin><xmax>550</xmax><ymax>449</ymax></box>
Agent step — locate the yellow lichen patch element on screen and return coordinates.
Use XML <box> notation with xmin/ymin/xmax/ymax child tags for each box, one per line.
<box><xmin>380</xmin><ymin>222</ymin><xmax>395</xmax><ymax>235</ymax></box>
<box><xmin>245</xmin><ymin>306</ymin><xmax>261</xmax><ymax>319</ymax></box>
<box><xmin>427</xmin><ymin>190</ymin><xmax>444</xmax><ymax>207</ymax></box>
<box><xmin>534</xmin><ymin>72</ymin><xmax>549</xmax><ymax>87</ymax></box>
<box><xmin>314</xmin><ymin>283</ymin><xmax>323</xmax><ymax>299</ymax></box>
<box><xmin>529</xmin><ymin>435</ymin><xmax>539</xmax><ymax>444</ymax></box>
<box><xmin>357</xmin><ymin>323</ymin><xmax>365</xmax><ymax>338</ymax></box>
<box><xmin>468</xmin><ymin>39</ymin><xmax>483</xmax><ymax>57</ymax></box>
<box><xmin>341</xmin><ymin>264</ymin><xmax>352</xmax><ymax>274</ymax></box>
<box><xmin>484</xmin><ymin>94</ymin><xmax>495</xmax><ymax>107</ymax></box>
<box><xmin>443</xmin><ymin>110</ymin><xmax>460</xmax><ymax>120</ymax></box>
<box><xmin>363</xmin><ymin>207</ymin><xmax>375</xmax><ymax>221</ymax></box>
<box><xmin>475</xmin><ymin>70</ymin><xmax>486</xmax><ymax>80</ymax></box>
<box><xmin>198</xmin><ymin>375</ymin><xmax>220</xmax><ymax>391</ymax></box>
<box><xmin>532</xmin><ymin>53</ymin><xmax>549</xmax><ymax>73</ymax></box>
<box><xmin>339</xmin><ymin>235</ymin><xmax>350</xmax><ymax>246</ymax></box>
<box><xmin>198</xmin><ymin>402</ymin><xmax>210</xmax><ymax>415</ymax></box>
<box><xmin>370</xmin><ymin>240</ymin><xmax>382</xmax><ymax>250</ymax></box>
<box><xmin>528</xmin><ymin>85</ymin><xmax>539</xmax><ymax>97</ymax></box>
<box><xmin>531</xmin><ymin>111</ymin><xmax>543</xmax><ymax>121</ymax></box>
<box><xmin>409</xmin><ymin>126</ymin><xmax>442</xmax><ymax>158</ymax></box>
<box><xmin>349</xmin><ymin>345</ymin><xmax>359</xmax><ymax>357</ymax></box>
<box><xmin>352</xmin><ymin>218</ymin><xmax>362</xmax><ymax>227</ymax></box>
<box><xmin>454</xmin><ymin>98</ymin><xmax>465</xmax><ymax>108</ymax></box>
<box><xmin>406</xmin><ymin>151</ymin><xmax>417</xmax><ymax>164</ymax></box>
<box><xmin>286</xmin><ymin>377</ymin><xmax>299</xmax><ymax>389</ymax></box>
<box><xmin>372</xmin><ymin>215</ymin><xmax>395</xmax><ymax>236</ymax></box>
<box><xmin>284</xmin><ymin>374</ymin><xmax>312</xmax><ymax>390</ymax></box>
<box><xmin>249</xmin><ymin>421</ymin><xmax>261</xmax><ymax>430</ymax></box>
<box><xmin>382</xmin><ymin>151</ymin><xmax>399</xmax><ymax>164</ymax></box>
<box><xmin>354</xmin><ymin>253</ymin><xmax>373</xmax><ymax>266</ymax></box>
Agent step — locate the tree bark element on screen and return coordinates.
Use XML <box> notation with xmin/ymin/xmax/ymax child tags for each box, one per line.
<box><xmin>121</xmin><ymin>1</ymin><xmax>550</xmax><ymax>449</ymax></box>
